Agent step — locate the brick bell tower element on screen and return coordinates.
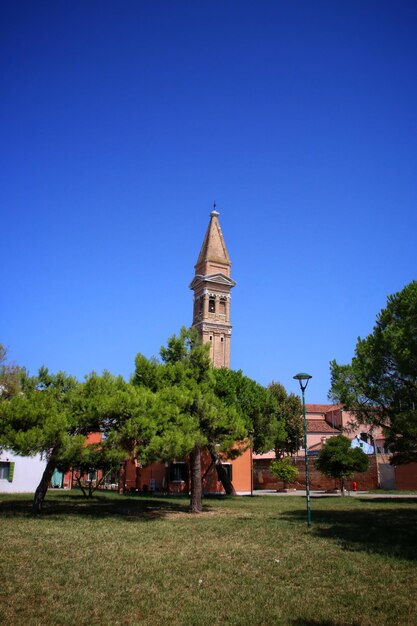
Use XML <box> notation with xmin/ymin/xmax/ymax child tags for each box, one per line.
<box><xmin>189</xmin><ymin>208</ymin><xmax>236</xmax><ymax>368</ymax></box>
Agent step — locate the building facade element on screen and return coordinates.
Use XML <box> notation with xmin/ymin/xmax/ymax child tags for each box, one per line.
<box><xmin>253</xmin><ymin>404</ymin><xmax>393</xmax><ymax>491</ymax></box>
<box><xmin>0</xmin><ymin>449</ymin><xmax>47</xmax><ymax>493</ymax></box>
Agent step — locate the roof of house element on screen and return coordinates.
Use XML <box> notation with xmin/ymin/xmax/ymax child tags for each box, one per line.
<box><xmin>306</xmin><ymin>404</ymin><xmax>343</xmax><ymax>414</ymax></box>
<box><xmin>306</xmin><ymin>419</ymin><xmax>340</xmax><ymax>433</ymax></box>
<box><xmin>306</xmin><ymin>404</ymin><xmax>333</xmax><ymax>413</ymax></box>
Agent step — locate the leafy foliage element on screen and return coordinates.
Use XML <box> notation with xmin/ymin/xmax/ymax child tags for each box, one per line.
<box><xmin>0</xmin><ymin>368</ymin><xmax>82</xmax><ymax>460</ymax></box>
<box><xmin>316</xmin><ymin>435</ymin><xmax>369</xmax><ymax>493</ymax></box>
<box><xmin>212</xmin><ymin>368</ymin><xmax>279</xmax><ymax>454</ymax></box>
<box><xmin>270</xmin><ymin>458</ymin><xmax>298</xmax><ymax>484</ymax></box>
<box><xmin>132</xmin><ymin>327</ymin><xmax>247</xmax><ymax>511</ymax></box>
<box><xmin>0</xmin><ymin>367</ymin><xmax>150</xmax><ymax>510</ymax></box>
<box><xmin>330</xmin><ymin>281</ymin><xmax>417</xmax><ymax>464</ymax></box>
<box><xmin>0</xmin><ymin>344</ymin><xmax>23</xmax><ymax>400</ymax></box>
<box><xmin>268</xmin><ymin>382</ymin><xmax>303</xmax><ymax>458</ymax></box>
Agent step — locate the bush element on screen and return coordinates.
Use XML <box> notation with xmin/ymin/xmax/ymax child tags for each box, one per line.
<box><xmin>270</xmin><ymin>458</ymin><xmax>298</xmax><ymax>486</ymax></box>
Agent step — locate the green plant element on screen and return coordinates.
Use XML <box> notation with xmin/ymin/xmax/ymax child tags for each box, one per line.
<box><xmin>270</xmin><ymin>458</ymin><xmax>298</xmax><ymax>487</ymax></box>
<box><xmin>316</xmin><ymin>435</ymin><xmax>369</xmax><ymax>495</ymax></box>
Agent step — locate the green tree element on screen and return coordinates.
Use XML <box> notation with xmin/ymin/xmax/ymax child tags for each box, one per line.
<box><xmin>212</xmin><ymin>368</ymin><xmax>279</xmax><ymax>449</ymax></box>
<box><xmin>329</xmin><ymin>281</ymin><xmax>417</xmax><ymax>464</ymax></box>
<box><xmin>71</xmin><ymin>439</ymin><xmax>126</xmax><ymax>498</ymax></box>
<box><xmin>270</xmin><ymin>458</ymin><xmax>298</xmax><ymax>489</ymax></box>
<box><xmin>315</xmin><ymin>435</ymin><xmax>369</xmax><ymax>495</ymax></box>
<box><xmin>0</xmin><ymin>368</ymin><xmax>146</xmax><ymax>512</ymax></box>
<box><xmin>0</xmin><ymin>368</ymin><xmax>84</xmax><ymax>512</ymax></box>
<box><xmin>210</xmin><ymin>368</ymin><xmax>279</xmax><ymax>494</ymax></box>
<box><xmin>0</xmin><ymin>344</ymin><xmax>22</xmax><ymax>399</ymax></box>
<box><xmin>133</xmin><ymin>327</ymin><xmax>247</xmax><ymax>512</ymax></box>
<box><xmin>268</xmin><ymin>382</ymin><xmax>303</xmax><ymax>459</ymax></box>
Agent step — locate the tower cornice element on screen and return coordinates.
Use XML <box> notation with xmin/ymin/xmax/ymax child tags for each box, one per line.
<box><xmin>189</xmin><ymin>273</ymin><xmax>236</xmax><ymax>291</ymax></box>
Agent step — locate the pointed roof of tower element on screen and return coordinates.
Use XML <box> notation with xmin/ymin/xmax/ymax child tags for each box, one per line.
<box><xmin>194</xmin><ymin>208</ymin><xmax>231</xmax><ymax>277</ymax></box>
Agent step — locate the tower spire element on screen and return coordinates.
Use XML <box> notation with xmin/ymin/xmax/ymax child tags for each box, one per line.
<box><xmin>194</xmin><ymin>207</ymin><xmax>231</xmax><ymax>277</ymax></box>
<box><xmin>190</xmin><ymin>208</ymin><xmax>236</xmax><ymax>368</ymax></box>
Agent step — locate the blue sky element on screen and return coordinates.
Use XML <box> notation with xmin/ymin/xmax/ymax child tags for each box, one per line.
<box><xmin>1</xmin><ymin>1</ymin><xmax>416</xmax><ymax>402</ymax></box>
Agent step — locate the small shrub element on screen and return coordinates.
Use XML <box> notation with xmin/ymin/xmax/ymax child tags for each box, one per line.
<box><xmin>270</xmin><ymin>458</ymin><xmax>298</xmax><ymax>487</ymax></box>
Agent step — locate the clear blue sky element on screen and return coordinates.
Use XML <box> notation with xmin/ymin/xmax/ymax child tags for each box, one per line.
<box><xmin>1</xmin><ymin>1</ymin><xmax>416</xmax><ymax>402</ymax></box>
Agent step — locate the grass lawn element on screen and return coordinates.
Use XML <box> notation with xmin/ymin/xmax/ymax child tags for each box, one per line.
<box><xmin>0</xmin><ymin>491</ymin><xmax>416</xmax><ymax>626</ymax></box>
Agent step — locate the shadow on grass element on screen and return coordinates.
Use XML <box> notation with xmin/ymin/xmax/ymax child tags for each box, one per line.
<box><xmin>0</xmin><ymin>492</ymin><xmax>203</xmax><ymax>521</ymax></box>
<box><xmin>283</xmin><ymin>499</ymin><xmax>417</xmax><ymax>561</ymax></box>
<box><xmin>291</xmin><ymin>618</ymin><xmax>361</xmax><ymax>626</ymax></box>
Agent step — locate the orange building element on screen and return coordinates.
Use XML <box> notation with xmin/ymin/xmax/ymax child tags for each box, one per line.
<box><xmin>122</xmin><ymin>209</ymin><xmax>252</xmax><ymax>495</ymax></box>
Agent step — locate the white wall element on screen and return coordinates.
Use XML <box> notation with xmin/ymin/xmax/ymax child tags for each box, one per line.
<box><xmin>0</xmin><ymin>449</ymin><xmax>47</xmax><ymax>493</ymax></box>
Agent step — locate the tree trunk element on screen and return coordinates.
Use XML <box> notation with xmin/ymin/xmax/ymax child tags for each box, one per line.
<box><xmin>118</xmin><ymin>463</ymin><xmax>126</xmax><ymax>495</ymax></box>
<box><xmin>76</xmin><ymin>474</ymin><xmax>88</xmax><ymax>498</ymax></box>
<box><xmin>32</xmin><ymin>452</ymin><xmax>57</xmax><ymax>514</ymax></box>
<box><xmin>340</xmin><ymin>476</ymin><xmax>345</xmax><ymax>496</ymax></box>
<box><xmin>189</xmin><ymin>446</ymin><xmax>203</xmax><ymax>513</ymax></box>
<box><xmin>208</xmin><ymin>448</ymin><xmax>236</xmax><ymax>495</ymax></box>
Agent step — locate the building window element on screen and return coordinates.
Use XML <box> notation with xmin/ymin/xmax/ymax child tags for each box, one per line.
<box><xmin>209</xmin><ymin>335</ymin><xmax>213</xmax><ymax>341</ymax></box>
<box><xmin>219</xmin><ymin>299</ymin><xmax>226</xmax><ymax>315</ymax></box>
<box><xmin>0</xmin><ymin>461</ymin><xmax>14</xmax><ymax>482</ymax></box>
<box><xmin>209</xmin><ymin>297</ymin><xmax>216</xmax><ymax>313</ymax></box>
<box><xmin>220</xmin><ymin>336</ymin><xmax>224</xmax><ymax>343</ymax></box>
<box><xmin>0</xmin><ymin>462</ymin><xmax>9</xmax><ymax>480</ymax></box>
<box><xmin>87</xmin><ymin>470</ymin><xmax>97</xmax><ymax>482</ymax></box>
<box><xmin>170</xmin><ymin>462</ymin><xmax>187</xmax><ymax>483</ymax></box>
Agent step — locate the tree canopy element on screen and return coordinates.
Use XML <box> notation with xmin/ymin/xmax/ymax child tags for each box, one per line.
<box><xmin>0</xmin><ymin>367</ymin><xmax>142</xmax><ymax>512</ymax></box>
<box><xmin>315</xmin><ymin>435</ymin><xmax>369</xmax><ymax>494</ymax></box>
<box><xmin>329</xmin><ymin>281</ymin><xmax>417</xmax><ymax>464</ymax></box>
<box><xmin>0</xmin><ymin>329</ymin><xmax>286</xmax><ymax>513</ymax></box>
<box><xmin>0</xmin><ymin>367</ymin><xmax>85</xmax><ymax>512</ymax></box>
<box><xmin>133</xmin><ymin>327</ymin><xmax>247</xmax><ymax>512</ymax></box>
<box><xmin>270</xmin><ymin>458</ymin><xmax>298</xmax><ymax>488</ymax></box>
<box><xmin>268</xmin><ymin>382</ymin><xmax>303</xmax><ymax>459</ymax></box>
<box><xmin>0</xmin><ymin>344</ymin><xmax>22</xmax><ymax>400</ymax></box>
<box><xmin>212</xmin><ymin>368</ymin><xmax>279</xmax><ymax>454</ymax></box>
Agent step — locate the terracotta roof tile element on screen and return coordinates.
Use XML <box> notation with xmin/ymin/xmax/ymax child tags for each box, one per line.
<box><xmin>324</xmin><ymin>404</ymin><xmax>343</xmax><ymax>413</ymax></box>
<box><xmin>306</xmin><ymin>419</ymin><xmax>340</xmax><ymax>433</ymax></box>
<box><xmin>306</xmin><ymin>404</ymin><xmax>343</xmax><ymax>414</ymax></box>
<box><xmin>306</xmin><ymin>404</ymin><xmax>333</xmax><ymax>413</ymax></box>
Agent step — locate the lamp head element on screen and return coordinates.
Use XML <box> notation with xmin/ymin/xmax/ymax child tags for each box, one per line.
<box><xmin>293</xmin><ymin>372</ymin><xmax>312</xmax><ymax>392</ymax></box>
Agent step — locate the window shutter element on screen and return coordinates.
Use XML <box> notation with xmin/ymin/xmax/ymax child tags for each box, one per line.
<box><xmin>8</xmin><ymin>462</ymin><xmax>15</xmax><ymax>482</ymax></box>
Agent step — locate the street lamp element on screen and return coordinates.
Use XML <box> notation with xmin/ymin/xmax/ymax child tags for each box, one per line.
<box><xmin>293</xmin><ymin>372</ymin><xmax>312</xmax><ymax>527</ymax></box>
<box><xmin>248</xmin><ymin>429</ymin><xmax>254</xmax><ymax>497</ymax></box>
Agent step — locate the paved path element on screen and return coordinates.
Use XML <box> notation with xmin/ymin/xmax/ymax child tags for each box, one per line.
<box><xmin>238</xmin><ymin>489</ymin><xmax>417</xmax><ymax>499</ymax></box>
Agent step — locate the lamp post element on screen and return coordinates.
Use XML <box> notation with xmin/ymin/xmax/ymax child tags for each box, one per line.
<box><xmin>249</xmin><ymin>429</ymin><xmax>254</xmax><ymax>497</ymax></box>
<box><xmin>293</xmin><ymin>373</ymin><xmax>312</xmax><ymax>527</ymax></box>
